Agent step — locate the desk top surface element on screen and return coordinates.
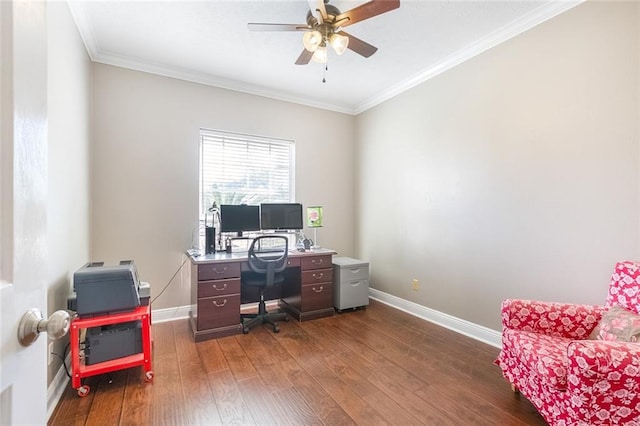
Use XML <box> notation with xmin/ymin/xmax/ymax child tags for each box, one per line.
<box><xmin>188</xmin><ymin>247</ymin><xmax>337</xmax><ymax>264</ymax></box>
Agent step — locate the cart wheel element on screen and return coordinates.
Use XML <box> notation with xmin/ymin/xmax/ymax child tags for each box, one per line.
<box><xmin>144</xmin><ymin>371</ymin><xmax>154</xmax><ymax>382</ymax></box>
<box><xmin>77</xmin><ymin>385</ymin><xmax>90</xmax><ymax>397</ymax></box>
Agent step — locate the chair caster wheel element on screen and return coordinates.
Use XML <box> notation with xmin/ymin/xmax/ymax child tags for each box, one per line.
<box><xmin>283</xmin><ymin>316</ymin><xmax>290</xmax><ymax>322</ymax></box>
<box><xmin>243</xmin><ymin>326</ymin><xmax>249</xmax><ymax>334</ymax></box>
<box><xmin>273</xmin><ymin>325</ymin><xmax>280</xmax><ymax>333</ymax></box>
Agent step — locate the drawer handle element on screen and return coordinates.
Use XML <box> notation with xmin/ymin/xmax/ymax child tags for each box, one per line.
<box><xmin>312</xmin><ymin>286</ymin><xmax>324</xmax><ymax>293</ymax></box>
<box><xmin>212</xmin><ymin>283</ymin><xmax>227</xmax><ymax>291</ymax></box>
<box><xmin>312</xmin><ymin>272</ymin><xmax>324</xmax><ymax>279</ymax></box>
<box><xmin>212</xmin><ymin>299</ymin><xmax>227</xmax><ymax>307</ymax></box>
<box><xmin>350</xmin><ymin>268</ymin><xmax>361</xmax><ymax>273</ymax></box>
<box><xmin>213</xmin><ymin>266</ymin><xmax>227</xmax><ymax>274</ymax></box>
<box><xmin>312</xmin><ymin>258</ymin><xmax>323</xmax><ymax>265</ymax></box>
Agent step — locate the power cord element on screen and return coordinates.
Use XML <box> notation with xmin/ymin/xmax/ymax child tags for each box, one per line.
<box><xmin>51</xmin><ymin>342</ymin><xmax>72</xmax><ymax>378</ymax></box>
<box><xmin>151</xmin><ymin>257</ymin><xmax>188</xmax><ymax>305</ymax></box>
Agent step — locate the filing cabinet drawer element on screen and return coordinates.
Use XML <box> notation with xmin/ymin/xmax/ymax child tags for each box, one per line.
<box><xmin>197</xmin><ymin>294</ymin><xmax>240</xmax><ymax>329</ymax></box>
<box><xmin>334</xmin><ymin>264</ymin><xmax>369</xmax><ymax>282</ymax></box>
<box><xmin>301</xmin><ymin>282</ymin><xmax>333</xmax><ymax>311</ymax></box>
<box><xmin>198</xmin><ymin>278</ymin><xmax>240</xmax><ymax>298</ymax></box>
<box><xmin>198</xmin><ymin>262</ymin><xmax>241</xmax><ymax>281</ymax></box>
<box><xmin>334</xmin><ymin>279</ymin><xmax>369</xmax><ymax>310</ymax></box>
<box><xmin>301</xmin><ymin>255</ymin><xmax>331</xmax><ymax>271</ymax></box>
<box><xmin>302</xmin><ymin>268</ymin><xmax>332</xmax><ymax>285</ymax></box>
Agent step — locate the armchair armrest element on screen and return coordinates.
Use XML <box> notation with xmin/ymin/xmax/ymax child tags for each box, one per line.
<box><xmin>565</xmin><ymin>340</ymin><xmax>640</xmax><ymax>425</ymax></box>
<box><xmin>501</xmin><ymin>299</ymin><xmax>605</xmax><ymax>339</ymax></box>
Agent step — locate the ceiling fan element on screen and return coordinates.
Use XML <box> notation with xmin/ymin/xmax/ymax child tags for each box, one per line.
<box><xmin>248</xmin><ymin>0</ymin><xmax>400</xmax><ymax>65</ymax></box>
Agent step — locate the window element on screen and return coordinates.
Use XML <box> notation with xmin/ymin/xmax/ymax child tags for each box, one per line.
<box><xmin>199</xmin><ymin>128</ymin><xmax>295</xmax><ymax>222</ymax></box>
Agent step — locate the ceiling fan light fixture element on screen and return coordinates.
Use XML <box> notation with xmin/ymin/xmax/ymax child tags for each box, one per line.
<box><xmin>311</xmin><ymin>45</ymin><xmax>328</xmax><ymax>63</ymax></box>
<box><xmin>302</xmin><ymin>30</ymin><xmax>322</xmax><ymax>52</ymax></box>
<box><xmin>329</xmin><ymin>33</ymin><xmax>349</xmax><ymax>55</ymax></box>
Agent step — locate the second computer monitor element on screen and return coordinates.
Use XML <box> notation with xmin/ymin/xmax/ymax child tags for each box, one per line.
<box><xmin>260</xmin><ymin>203</ymin><xmax>303</xmax><ymax>231</ymax></box>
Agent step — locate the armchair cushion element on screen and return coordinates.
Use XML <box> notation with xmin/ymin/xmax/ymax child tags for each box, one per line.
<box><xmin>589</xmin><ymin>305</ymin><xmax>640</xmax><ymax>342</ymax></box>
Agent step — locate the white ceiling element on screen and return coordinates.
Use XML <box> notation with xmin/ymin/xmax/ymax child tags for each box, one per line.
<box><xmin>67</xmin><ymin>0</ymin><xmax>581</xmax><ymax>114</ymax></box>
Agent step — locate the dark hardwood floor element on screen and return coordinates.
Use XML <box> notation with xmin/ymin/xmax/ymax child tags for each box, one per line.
<box><xmin>49</xmin><ymin>299</ymin><xmax>546</xmax><ymax>425</ymax></box>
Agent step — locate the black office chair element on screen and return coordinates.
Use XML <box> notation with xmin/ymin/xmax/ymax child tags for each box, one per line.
<box><xmin>241</xmin><ymin>235</ymin><xmax>290</xmax><ymax>333</ymax></box>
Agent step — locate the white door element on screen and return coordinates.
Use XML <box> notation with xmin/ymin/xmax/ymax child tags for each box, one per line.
<box><xmin>1</xmin><ymin>1</ymin><xmax>49</xmax><ymax>424</ymax></box>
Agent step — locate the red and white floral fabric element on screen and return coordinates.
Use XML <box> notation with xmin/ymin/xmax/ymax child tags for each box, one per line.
<box><xmin>495</xmin><ymin>261</ymin><xmax>640</xmax><ymax>425</ymax></box>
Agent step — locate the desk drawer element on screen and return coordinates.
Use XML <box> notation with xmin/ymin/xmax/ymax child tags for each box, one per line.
<box><xmin>301</xmin><ymin>255</ymin><xmax>331</xmax><ymax>271</ymax></box>
<box><xmin>286</xmin><ymin>257</ymin><xmax>301</xmax><ymax>268</ymax></box>
<box><xmin>197</xmin><ymin>294</ymin><xmax>240</xmax><ymax>329</ymax></box>
<box><xmin>198</xmin><ymin>262</ymin><xmax>241</xmax><ymax>281</ymax></box>
<box><xmin>302</xmin><ymin>268</ymin><xmax>332</xmax><ymax>285</ymax></box>
<box><xmin>301</xmin><ymin>282</ymin><xmax>333</xmax><ymax>311</ymax></box>
<box><xmin>198</xmin><ymin>278</ymin><xmax>240</xmax><ymax>298</ymax></box>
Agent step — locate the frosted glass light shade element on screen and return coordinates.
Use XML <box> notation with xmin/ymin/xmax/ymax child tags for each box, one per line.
<box><xmin>302</xmin><ymin>30</ymin><xmax>322</xmax><ymax>52</ymax></box>
<box><xmin>329</xmin><ymin>33</ymin><xmax>349</xmax><ymax>55</ymax></box>
<box><xmin>311</xmin><ymin>45</ymin><xmax>328</xmax><ymax>63</ymax></box>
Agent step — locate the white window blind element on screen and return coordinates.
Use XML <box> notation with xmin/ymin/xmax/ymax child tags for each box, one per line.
<box><xmin>199</xmin><ymin>129</ymin><xmax>295</xmax><ymax>217</ymax></box>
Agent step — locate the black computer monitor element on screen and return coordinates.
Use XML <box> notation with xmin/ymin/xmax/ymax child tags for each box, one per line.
<box><xmin>260</xmin><ymin>203</ymin><xmax>303</xmax><ymax>231</ymax></box>
<box><xmin>219</xmin><ymin>204</ymin><xmax>260</xmax><ymax>237</ymax></box>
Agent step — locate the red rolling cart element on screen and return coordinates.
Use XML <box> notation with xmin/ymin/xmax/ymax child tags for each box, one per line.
<box><xmin>70</xmin><ymin>304</ymin><xmax>153</xmax><ymax>397</ymax></box>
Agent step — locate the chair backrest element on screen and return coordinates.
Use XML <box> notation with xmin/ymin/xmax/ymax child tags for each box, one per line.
<box><xmin>606</xmin><ymin>260</ymin><xmax>640</xmax><ymax>314</ymax></box>
<box><xmin>247</xmin><ymin>236</ymin><xmax>289</xmax><ymax>288</ymax></box>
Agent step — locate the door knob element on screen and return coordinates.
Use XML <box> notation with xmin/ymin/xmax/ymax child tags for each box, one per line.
<box><xmin>17</xmin><ymin>308</ymin><xmax>70</xmax><ymax>347</ymax></box>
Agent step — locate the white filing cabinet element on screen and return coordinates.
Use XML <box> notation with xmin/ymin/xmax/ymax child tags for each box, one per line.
<box><xmin>332</xmin><ymin>257</ymin><xmax>369</xmax><ymax>311</ymax></box>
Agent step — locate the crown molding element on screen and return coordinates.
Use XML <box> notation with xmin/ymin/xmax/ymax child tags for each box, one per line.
<box><xmin>91</xmin><ymin>51</ymin><xmax>356</xmax><ymax>115</ymax></box>
<box><xmin>353</xmin><ymin>0</ymin><xmax>584</xmax><ymax>114</ymax></box>
<box><xmin>67</xmin><ymin>0</ymin><xmax>583</xmax><ymax>116</ymax></box>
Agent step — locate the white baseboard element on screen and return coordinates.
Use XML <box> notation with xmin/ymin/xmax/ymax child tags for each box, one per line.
<box><xmin>151</xmin><ymin>304</ymin><xmax>192</xmax><ymax>323</ymax></box>
<box><xmin>47</xmin><ymin>353</ymin><xmax>71</xmax><ymax>421</ymax></box>
<box><xmin>368</xmin><ymin>288</ymin><xmax>501</xmax><ymax>348</ymax></box>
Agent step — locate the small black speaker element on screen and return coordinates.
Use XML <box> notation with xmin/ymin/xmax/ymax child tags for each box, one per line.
<box><xmin>205</xmin><ymin>227</ymin><xmax>216</xmax><ymax>254</ymax></box>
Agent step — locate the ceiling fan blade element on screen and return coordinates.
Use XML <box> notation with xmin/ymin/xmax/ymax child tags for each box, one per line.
<box><xmin>338</xmin><ymin>31</ymin><xmax>377</xmax><ymax>58</ymax></box>
<box><xmin>335</xmin><ymin>0</ymin><xmax>400</xmax><ymax>28</ymax></box>
<box><xmin>307</xmin><ymin>0</ymin><xmax>327</xmax><ymax>23</ymax></box>
<box><xmin>247</xmin><ymin>23</ymin><xmax>308</xmax><ymax>31</ymax></box>
<box><xmin>295</xmin><ymin>49</ymin><xmax>314</xmax><ymax>65</ymax></box>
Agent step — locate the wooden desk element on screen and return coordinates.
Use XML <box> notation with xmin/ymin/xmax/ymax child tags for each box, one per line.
<box><xmin>188</xmin><ymin>248</ymin><xmax>336</xmax><ymax>342</ymax></box>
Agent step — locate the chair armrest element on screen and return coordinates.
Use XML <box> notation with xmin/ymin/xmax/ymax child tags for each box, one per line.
<box><xmin>501</xmin><ymin>299</ymin><xmax>605</xmax><ymax>339</ymax></box>
<box><xmin>565</xmin><ymin>340</ymin><xmax>640</xmax><ymax>424</ymax></box>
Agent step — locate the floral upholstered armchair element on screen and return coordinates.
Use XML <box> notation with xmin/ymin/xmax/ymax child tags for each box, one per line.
<box><xmin>495</xmin><ymin>261</ymin><xmax>640</xmax><ymax>426</ymax></box>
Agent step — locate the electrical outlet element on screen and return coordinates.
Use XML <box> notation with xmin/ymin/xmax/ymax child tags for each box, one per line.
<box><xmin>412</xmin><ymin>279</ymin><xmax>419</xmax><ymax>291</ymax></box>
<box><xmin>48</xmin><ymin>341</ymin><xmax>54</xmax><ymax>365</ymax></box>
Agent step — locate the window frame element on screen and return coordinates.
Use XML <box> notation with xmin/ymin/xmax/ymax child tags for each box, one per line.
<box><xmin>198</xmin><ymin>128</ymin><xmax>296</xmax><ymax>228</ymax></box>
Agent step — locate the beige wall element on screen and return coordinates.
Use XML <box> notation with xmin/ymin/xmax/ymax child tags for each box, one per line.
<box><xmin>46</xmin><ymin>2</ymin><xmax>92</xmax><ymax>384</ymax></box>
<box><xmin>91</xmin><ymin>65</ymin><xmax>356</xmax><ymax>310</ymax></box>
<box><xmin>355</xmin><ymin>1</ymin><xmax>640</xmax><ymax>330</ymax></box>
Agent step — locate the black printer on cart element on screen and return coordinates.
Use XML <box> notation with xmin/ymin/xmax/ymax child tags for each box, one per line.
<box><xmin>67</xmin><ymin>260</ymin><xmax>150</xmax><ymax>318</ymax></box>
<box><xmin>67</xmin><ymin>260</ymin><xmax>151</xmax><ymax>365</ymax></box>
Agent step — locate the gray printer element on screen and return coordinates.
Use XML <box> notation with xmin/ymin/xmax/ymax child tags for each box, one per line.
<box><xmin>69</xmin><ymin>260</ymin><xmax>150</xmax><ymax>318</ymax></box>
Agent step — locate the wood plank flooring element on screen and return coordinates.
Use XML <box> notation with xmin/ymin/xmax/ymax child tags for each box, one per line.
<box><xmin>49</xmin><ymin>300</ymin><xmax>546</xmax><ymax>425</ymax></box>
